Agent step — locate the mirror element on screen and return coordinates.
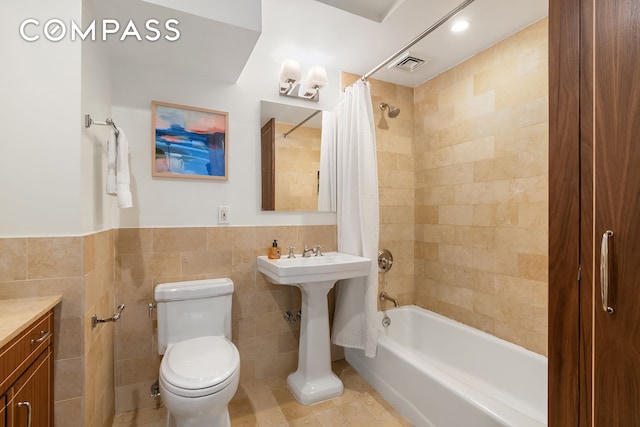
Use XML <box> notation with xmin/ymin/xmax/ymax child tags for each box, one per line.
<box><xmin>261</xmin><ymin>101</ymin><xmax>334</xmax><ymax>212</ymax></box>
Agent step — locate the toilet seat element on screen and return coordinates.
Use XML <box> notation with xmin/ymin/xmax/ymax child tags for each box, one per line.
<box><xmin>160</xmin><ymin>335</ymin><xmax>239</xmax><ymax>398</ymax></box>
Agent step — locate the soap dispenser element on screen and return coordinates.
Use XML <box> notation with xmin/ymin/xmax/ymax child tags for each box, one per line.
<box><xmin>268</xmin><ymin>240</ymin><xmax>281</xmax><ymax>259</ymax></box>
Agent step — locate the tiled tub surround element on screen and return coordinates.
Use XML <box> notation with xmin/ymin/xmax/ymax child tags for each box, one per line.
<box><xmin>413</xmin><ymin>18</ymin><xmax>549</xmax><ymax>355</ymax></box>
<box><xmin>341</xmin><ymin>72</ymin><xmax>417</xmax><ymax>309</ymax></box>
<box><xmin>340</xmin><ymin>18</ymin><xmax>549</xmax><ymax>356</ymax></box>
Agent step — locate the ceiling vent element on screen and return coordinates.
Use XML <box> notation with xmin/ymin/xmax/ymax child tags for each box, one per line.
<box><xmin>388</xmin><ymin>52</ymin><xmax>428</xmax><ymax>72</ymax></box>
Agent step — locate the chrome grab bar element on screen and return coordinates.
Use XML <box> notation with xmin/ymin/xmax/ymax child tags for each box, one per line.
<box><xmin>600</xmin><ymin>230</ymin><xmax>615</xmax><ymax>314</ymax></box>
<box><xmin>92</xmin><ymin>304</ymin><xmax>126</xmax><ymax>328</ymax></box>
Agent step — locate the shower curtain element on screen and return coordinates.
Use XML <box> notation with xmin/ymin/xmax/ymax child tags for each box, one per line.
<box><xmin>331</xmin><ymin>79</ymin><xmax>380</xmax><ymax>357</ymax></box>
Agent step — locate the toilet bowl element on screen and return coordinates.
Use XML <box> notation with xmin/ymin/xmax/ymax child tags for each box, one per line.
<box><xmin>159</xmin><ymin>335</ymin><xmax>240</xmax><ymax>427</ymax></box>
<box><xmin>154</xmin><ymin>279</ymin><xmax>240</xmax><ymax>427</ymax></box>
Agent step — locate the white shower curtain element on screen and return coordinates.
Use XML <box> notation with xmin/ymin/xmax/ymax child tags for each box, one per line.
<box><xmin>318</xmin><ymin>111</ymin><xmax>337</xmax><ymax>211</ymax></box>
<box><xmin>331</xmin><ymin>79</ymin><xmax>380</xmax><ymax>357</ymax></box>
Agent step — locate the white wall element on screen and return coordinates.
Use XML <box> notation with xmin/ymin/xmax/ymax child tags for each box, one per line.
<box><xmin>81</xmin><ymin>0</ymin><xmax>115</xmax><ymax>234</ymax></box>
<box><xmin>111</xmin><ymin>50</ymin><xmax>339</xmax><ymax>228</ymax></box>
<box><xmin>140</xmin><ymin>0</ymin><xmax>262</xmax><ymax>32</ymax></box>
<box><xmin>0</xmin><ymin>0</ymin><xmax>83</xmax><ymax>237</ymax></box>
<box><xmin>0</xmin><ymin>1</ymin><xmax>338</xmax><ymax>236</ymax></box>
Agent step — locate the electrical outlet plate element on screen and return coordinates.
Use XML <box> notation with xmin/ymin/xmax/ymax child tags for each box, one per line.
<box><xmin>218</xmin><ymin>206</ymin><xmax>230</xmax><ymax>224</ymax></box>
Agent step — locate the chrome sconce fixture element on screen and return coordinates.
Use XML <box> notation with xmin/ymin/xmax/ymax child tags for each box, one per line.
<box><xmin>279</xmin><ymin>59</ymin><xmax>329</xmax><ymax>102</ymax></box>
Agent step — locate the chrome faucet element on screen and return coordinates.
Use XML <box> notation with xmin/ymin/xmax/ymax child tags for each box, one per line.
<box><xmin>379</xmin><ymin>292</ymin><xmax>399</xmax><ymax>308</ymax></box>
<box><xmin>302</xmin><ymin>245</ymin><xmax>323</xmax><ymax>257</ymax></box>
<box><xmin>287</xmin><ymin>246</ymin><xmax>296</xmax><ymax>258</ymax></box>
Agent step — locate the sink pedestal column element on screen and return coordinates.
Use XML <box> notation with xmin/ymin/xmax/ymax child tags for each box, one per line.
<box><xmin>287</xmin><ymin>280</ymin><xmax>343</xmax><ymax>405</ymax></box>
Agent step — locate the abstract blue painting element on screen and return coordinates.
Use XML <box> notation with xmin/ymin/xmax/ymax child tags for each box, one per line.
<box><xmin>152</xmin><ymin>101</ymin><xmax>228</xmax><ymax>180</ymax></box>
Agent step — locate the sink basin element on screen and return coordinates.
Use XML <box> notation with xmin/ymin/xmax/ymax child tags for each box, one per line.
<box><xmin>257</xmin><ymin>252</ymin><xmax>371</xmax><ymax>285</ymax></box>
<box><xmin>256</xmin><ymin>251</ymin><xmax>371</xmax><ymax>405</ymax></box>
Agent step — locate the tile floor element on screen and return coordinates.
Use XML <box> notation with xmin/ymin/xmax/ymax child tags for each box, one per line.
<box><xmin>112</xmin><ymin>360</ymin><xmax>412</xmax><ymax>427</ymax></box>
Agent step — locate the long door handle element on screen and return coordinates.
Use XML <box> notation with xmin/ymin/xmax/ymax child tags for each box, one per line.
<box><xmin>600</xmin><ymin>230</ymin><xmax>615</xmax><ymax>314</ymax></box>
<box><xmin>17</xmin><ymin>401</ymin><xmax>32</xmax><ymax>427</ymax></box>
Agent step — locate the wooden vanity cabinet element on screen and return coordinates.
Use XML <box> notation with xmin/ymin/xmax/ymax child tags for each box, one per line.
<box><xmin>0</xmin><ymin>311</ymin><xmax>53</xmax><ymax>427</ymax></box>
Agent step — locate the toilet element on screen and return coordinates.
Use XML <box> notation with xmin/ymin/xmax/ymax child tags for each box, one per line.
<box><xmin>154</xmin><ymin>278</ymin><xmax>240</xmax><ymax>427</ymax></box>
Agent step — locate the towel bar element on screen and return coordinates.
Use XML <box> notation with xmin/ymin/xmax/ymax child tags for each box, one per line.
<box><xmin>85</xmin><ymin>113</ymin><xmax>119</xmax><ymax>136</ymax></box>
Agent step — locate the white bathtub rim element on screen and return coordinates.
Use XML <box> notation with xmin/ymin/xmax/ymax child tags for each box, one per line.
<box><xmin>378</xmin><ymin>305</ymin><xmax>547</xmax><ymax>364</ymax></box>
<box><xmin>346</xmin><ymin>346</ymin><xmax>436</xmax><ymax>427</ymax></box>
<box><xmin>373</xmin><ymin>334</ymin><xmax>545</xmax><ymax>426</ymax></box>
<box><xmin>347</xmin><ymin>344</ymin><xmax>534</xmax><ymax>427</ymax></box>
<box><xmin>348</xmin><ymin>305</ymin><xmax>547</xmax><ymax>426</ymax></box>
<box><xmin>377</xmin><ymin>305</ymin><xmax>547</xmax><ymax>421</ymax></box>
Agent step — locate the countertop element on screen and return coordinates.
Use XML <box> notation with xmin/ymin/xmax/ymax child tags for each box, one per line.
<box><xmin>0</xmin><ymin>296</ymin><xmax>62</xmax><ymax>348</ymax></box>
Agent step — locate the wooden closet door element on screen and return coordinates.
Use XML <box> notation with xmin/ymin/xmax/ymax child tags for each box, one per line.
<box><xmin>591</xmin><ymin>0</ymin><xmax>640</xmax><ymax>424</ymax></box>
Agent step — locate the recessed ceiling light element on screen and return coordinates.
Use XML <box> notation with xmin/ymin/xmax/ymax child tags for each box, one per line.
<box><xmin>451</xmin><ymin>19</ymin><xmax>469</xmax><ymax>33</ymax></box>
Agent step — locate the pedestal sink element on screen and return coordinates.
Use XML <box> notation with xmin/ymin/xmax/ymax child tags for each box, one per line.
<box><xmin>257</xmin><ymin>252</ymin><xmax>371</xmax><ymax>405</ymax></box>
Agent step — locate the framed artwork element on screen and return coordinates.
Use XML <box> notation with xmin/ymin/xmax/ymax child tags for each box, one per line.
<box><xmin>152</xmin><ymin>101</ymin><xmax>228</xmax><ymax>180</ymax></box>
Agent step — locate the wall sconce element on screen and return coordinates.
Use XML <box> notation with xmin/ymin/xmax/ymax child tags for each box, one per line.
<box><xmin>279</xmin><ymin>60</ymin><xmax>328</xmax><ymax>102</ymax></box>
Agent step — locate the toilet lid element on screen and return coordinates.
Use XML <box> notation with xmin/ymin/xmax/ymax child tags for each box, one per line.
<box><xmin>161</xmin><ymin>336</ymin><xmax>239</xmax><ymax>391</ymax></box>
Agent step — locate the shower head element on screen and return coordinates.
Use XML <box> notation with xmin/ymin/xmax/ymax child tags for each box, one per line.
<box><xmin>379</xmin><ymin>102</ymin><xmax>400</xmax><ymax>118</ymax></box>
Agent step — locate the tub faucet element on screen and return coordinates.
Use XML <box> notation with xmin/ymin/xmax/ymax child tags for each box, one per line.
<box><xmin>380</xmin><ymin>292</ymin><xmax>399</xmax><ymax>308</ymax></box>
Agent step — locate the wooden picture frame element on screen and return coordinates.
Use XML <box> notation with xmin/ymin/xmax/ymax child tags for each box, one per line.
<box><xmin>152</xmin><ymin>101</ymin><xmax>228</xmax><ymax>180</ymax></box>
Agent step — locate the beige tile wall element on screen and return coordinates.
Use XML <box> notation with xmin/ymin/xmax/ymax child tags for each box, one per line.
<box><xmin>113</xmin><ymin>225</ymin><xmax>336</xmax><ymax>413</ymax></box>
<box><xmin>274</xmin><ymin>123</ymin><xmax>322</xmax><ymax>211</ymax></box>
<box><xmin>84</xmin><ymin>230</ymin><xmax>116</xmax><ymax>427</ymax></box>
<box><xmin>0</xmin><ymin>232</ymin><xmax>116</xmax><ymax>427</ymax></box>
<box><xmin>342</xmin><ymin>73</ymin><xmax>416</xmax><ymax>307</ymax></box>
<box><xmin>413</xmin><ymin>18</ymin><xmax>549</xmax><ymax>355</ymax></box>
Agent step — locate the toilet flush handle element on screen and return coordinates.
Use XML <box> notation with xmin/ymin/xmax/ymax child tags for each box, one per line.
<box><xmin>148</xmin><ymin>302</ymin><xmax>157</xmax><ymax>319</ymax></box>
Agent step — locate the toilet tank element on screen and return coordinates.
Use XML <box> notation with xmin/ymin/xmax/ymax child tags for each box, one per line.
<box><xmin>155</xmin><ymin>278</ymin><xmax>233</xmax><ymax>355</ymax></box>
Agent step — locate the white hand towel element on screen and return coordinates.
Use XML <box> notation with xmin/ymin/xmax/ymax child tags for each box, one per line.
<box><xmin>106</xmin><ymin>127</ymin><xmax>132</xmax><ymax>208</ymax></box>
<box><xmin>114</xmin><ymin>127</ymin><xmax>132</xmax><ymax>208</ymax></box>
<box><xmin>106</xmin><ymin>129</ymin><xmax>117</xmax><ymax>195</ymax></box>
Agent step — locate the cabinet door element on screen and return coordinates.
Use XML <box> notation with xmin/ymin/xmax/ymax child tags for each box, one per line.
<box><xmin>0</xmin><ymin>392</ymin><xmax>7</xmax><ymax>427</ymax></box>
<box><xmin>590</xmin><ymin>0</ymin><xmax>640</xmax><ymax>424</ymax></box>
<box><xmin>12</xmin><ymin>350</ymin><xmax>51</xmax><ymax>427</ymax></box>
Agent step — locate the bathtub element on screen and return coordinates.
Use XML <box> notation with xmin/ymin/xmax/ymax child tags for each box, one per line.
<box><xmin>344</xmin><ymin>306</ymin><xmax>547</xmax><ymax>427</ymax></box>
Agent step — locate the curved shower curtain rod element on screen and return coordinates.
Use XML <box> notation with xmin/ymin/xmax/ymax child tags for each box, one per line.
<box><xmin>360</xmin><ymin>0</ymin><xmax>476</xmax><ymax>82</ymax></box>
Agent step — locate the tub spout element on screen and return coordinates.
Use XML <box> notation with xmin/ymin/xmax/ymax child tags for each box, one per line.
<box><xmin>380</xmin><ymin>292</ymin><xmax>399</xmax><ymax>308</ymax></box>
